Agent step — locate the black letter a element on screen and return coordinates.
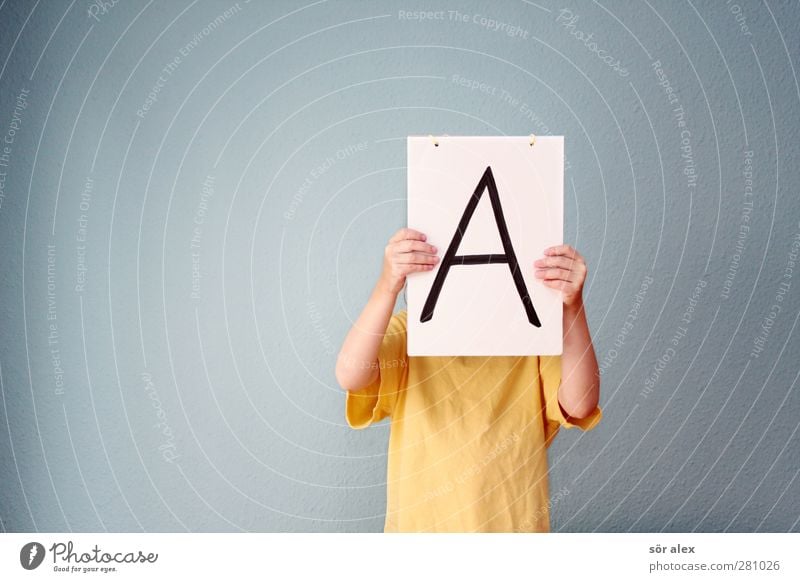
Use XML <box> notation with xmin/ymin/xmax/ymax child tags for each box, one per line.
<box><xmin>420</xmin><ymin>166</ymin><xmax>541</xmax><ymax>327</ymax></box>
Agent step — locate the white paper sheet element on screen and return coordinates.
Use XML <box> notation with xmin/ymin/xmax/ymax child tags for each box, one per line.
<box><xmin>406</xmin><ymin>135</ymin><xmax>563</xmax><ymax>356</ymax></box>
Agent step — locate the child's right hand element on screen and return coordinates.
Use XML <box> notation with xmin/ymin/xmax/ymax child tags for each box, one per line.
<box><xmin>378</xmin><ymin>228</ymin><xmax>439</xmax><ymax>296</ymax></box>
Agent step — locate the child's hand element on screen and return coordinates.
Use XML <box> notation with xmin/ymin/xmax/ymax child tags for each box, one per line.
<box><xmin>378</xmin><ymin>228</ymin><xmax>439</xmax><ymax>296</ymax></box>
<box><xmin>534</xmin><ymin>244</ymin><xmax>587</xmax><ymax>308</ymax></box>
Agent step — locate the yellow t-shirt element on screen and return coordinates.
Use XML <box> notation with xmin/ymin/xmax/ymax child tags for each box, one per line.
<box><xmin>346</xmin><ymin>309</ymin><xmax>602</xmax><ymax>532</ymax></box>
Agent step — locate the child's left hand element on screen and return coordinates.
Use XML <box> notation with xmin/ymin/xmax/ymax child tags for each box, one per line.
<box><xmin>533</xmin><ymin>244</ymin><xmax>587</xmax><ymax>308</ymax></box>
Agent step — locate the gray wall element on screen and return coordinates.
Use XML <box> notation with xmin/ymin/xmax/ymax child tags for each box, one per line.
<box><xmin>0</xmin><ymin>0</ymin><xmax>798</xmax><ymax>532</ymax></box>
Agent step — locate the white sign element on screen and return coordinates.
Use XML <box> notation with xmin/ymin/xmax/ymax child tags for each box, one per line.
<box><xmin>407</xmin><ymin>135</ymin><xmax>563</xmax><ymax>356</ymax></box>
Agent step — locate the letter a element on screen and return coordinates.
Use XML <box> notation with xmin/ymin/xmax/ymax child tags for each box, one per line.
<box><xmin>421</xmin><ymin>166</ymin><xmax>541</xmax><ymax>326</ymax></box>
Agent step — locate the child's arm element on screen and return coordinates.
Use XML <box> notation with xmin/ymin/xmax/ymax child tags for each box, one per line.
<box><xmin>335</xmin><ymin>228</ymin><xmax>439</xmax><ymax>392</ymax></box>
<box><xmin>535</xmin><ymin>244</ymin><xmax>600</xmax><ymax>419</ymax></box>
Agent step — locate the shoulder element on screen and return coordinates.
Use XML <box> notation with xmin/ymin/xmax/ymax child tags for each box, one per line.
<box><xmin>380</xmin><ymin>310</ymin><xmax>409</xmax><ymax>361</ymax></box>
<box><xmin>386</xmin><ymin>309</ymin><xmax>408</xmax><ymax>338</ymax></box>
<box><xmin>382</xmin><ymin>309</ymin><xmax>408</xmax><ymax>342</ymax></box>
<box><xmin>394</xmin><ymin>309</ymin><xmax>408</xmax><ymax>327</ymax></box>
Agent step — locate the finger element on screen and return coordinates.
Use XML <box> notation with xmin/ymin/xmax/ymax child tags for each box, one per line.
<box><xmin>534</xmin><ymin>255</ymin><xmax>581</xmax><ymax>271</ymax></box>
<box><xmin>402</xmin><ymin>263</ymin><xmax>435</xmax><ymax>274</ymax></box>
<box><xmin>390</xmin><ymin>228</ymin><xmax>427</xmax><ymax>243</ymax></box>
<box><xmin>544</xmin><ymin>244</ymin><xmax>578</xmax><ymax>259</ymax></box>
<box><xmin>397</xmin><ymin>240</ymin><xmax>438</xmax><ymax>255</ymax></box>
<box><xmin>542</xmin><ymin>279</ymin><xmax>574</xmax><ymax>292</ymax></box>
<box><xmin>397</xmin><ymin>252</ymin><xmax>440</xmax><ymax>265</ymax></box>
<box><xmin>534</xmin><ymin>267</ymin><xmax>574</xmax><ymax>282</ymax></box>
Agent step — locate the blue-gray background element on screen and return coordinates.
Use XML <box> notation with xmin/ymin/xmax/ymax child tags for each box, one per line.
<box><xmin>0</xmin><ymin>0</ymin><xmax>798</xmax><ymax>532</ymax></box>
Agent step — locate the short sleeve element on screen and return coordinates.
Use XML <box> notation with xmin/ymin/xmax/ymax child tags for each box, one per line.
<box><xmin>539</xmin><ymin>354</ymin><xmax>602</xmax><ymax>446</ymax></box>
<box><xmin>345</xmin><ymin>311</ymin><xmax>408</xmax><ymax>429</ymax></box>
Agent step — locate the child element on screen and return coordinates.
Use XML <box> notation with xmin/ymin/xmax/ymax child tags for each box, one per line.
<box><xmin>336</xmin><ymin>227</ymin><xmax>602</xmax><ymax>532</ymax></box>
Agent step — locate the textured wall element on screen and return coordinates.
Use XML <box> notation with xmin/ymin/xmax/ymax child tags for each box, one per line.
<box><xmin>0</xmin><ymin>0</ymin><xmax>798</xmax><ymax>532</ymax></box>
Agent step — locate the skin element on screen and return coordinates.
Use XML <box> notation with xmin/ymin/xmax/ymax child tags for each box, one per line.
<box><xmin>335</xmin><ymin>228</ymin><xmax>600</xmax><ymax>420</ymax></box>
